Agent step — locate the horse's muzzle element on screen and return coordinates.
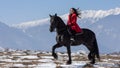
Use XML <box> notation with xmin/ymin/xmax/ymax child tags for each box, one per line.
<box><xmin>49</xmin><ymin>28</ymin><xmax>54</xmax><ymax>32</ymax></box>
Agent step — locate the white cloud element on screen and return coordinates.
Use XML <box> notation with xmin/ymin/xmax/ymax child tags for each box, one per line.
<box><xmin>82</xmin><ymin>7</ymin><xmax>120</xmax><ymax>19</ymax></box>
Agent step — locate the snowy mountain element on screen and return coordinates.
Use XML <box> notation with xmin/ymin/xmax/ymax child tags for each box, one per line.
<box><xmin>0</xmin><ymin>22</ymin><xmax>40</xmax><ymax>50</ymax></box>
<box><xmin>0</xmin><ymin>8</ymin><xmax>120</xmax><ymax>53</ymax></box>
<box><xmin>89</xmin><ymin>14</ymin><xmax>120</xmax><ymax>53</ymax></box>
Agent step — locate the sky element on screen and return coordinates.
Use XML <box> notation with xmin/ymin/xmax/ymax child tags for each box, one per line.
<box><xmin>0</xmin><ymin>0</ymin><xmax>120</xmax><ymax>25</ymax></box>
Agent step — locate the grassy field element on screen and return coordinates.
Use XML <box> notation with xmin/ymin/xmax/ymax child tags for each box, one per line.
<box><xmin>0</xmin><ymin>50</ymin><xmax>119</xmax><ymax>68</ymax></box>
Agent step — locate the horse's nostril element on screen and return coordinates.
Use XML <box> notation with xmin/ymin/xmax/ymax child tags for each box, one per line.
<box><xmin>49</xmin><ymin>28</ymin><xmax>53</xmax><ymax>32</ymax></box>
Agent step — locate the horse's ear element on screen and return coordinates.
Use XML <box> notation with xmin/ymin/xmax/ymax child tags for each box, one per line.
<box><xmin>55</xmin><ymin>13</ymin><xmax>57</xmax><ymax>16</ymax></box>
<box><xmin>49</xmin><ymin>14</ymin><xmax>52</xmax><ymax>17</ymax></box>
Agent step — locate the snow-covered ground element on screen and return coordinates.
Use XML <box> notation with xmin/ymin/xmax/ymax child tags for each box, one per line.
<box><xmin>0</xmin><ymin>50</ymin><xmax>119</xmax><ymax>68</ymax></box>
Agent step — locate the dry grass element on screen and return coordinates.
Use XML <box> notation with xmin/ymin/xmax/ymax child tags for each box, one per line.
<box><xmin>21</xmin><ymin>58</ymin><xmax>39</xmax><ymax>60</ymax></box>
<box><xmin>9</xmin><ymin>66</ymin><xmax>34</xmax><ymax>68</ymax></box>
<box><xmin>11</xmin><ymin>56</ymin><xmax>20</xmax><ymax>60</ymax></box>
<box><xmin>56</xmin><ymin>65</ymin><xmax>63</xmax><ymax>68</ymax></box>
<box><xmin>37</xmin><ymin>53</ymin><xmax>51</xmax><ymax>56</ymax></box>
<box><xmin>21</xmin><ymin>61</ymin><xmax>39</xmax><ymax>65</ymax></box>
<box><xmin>0</xmin><ymin>51</ymin><xmax>120</xmax><ymax>68</ymax></box>
<box><xmin>100</xmin><ymin>54</ymin><xmax>120</xmax><ymax>60</ymax></box>
<box><xmin>73</xmin><ymin>55</ymin><xmax>88</xmax><ymax>61</ymax></box>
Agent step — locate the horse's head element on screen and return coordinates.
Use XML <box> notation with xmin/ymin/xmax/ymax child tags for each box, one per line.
<box><xmin>49</xmin><ymin>13</ymin><xmax>58</xmax><ymax>32</ymax></box>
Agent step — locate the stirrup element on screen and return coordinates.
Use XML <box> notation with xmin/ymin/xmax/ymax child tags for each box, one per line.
<box><xmin>70</xmin><ymin>38</ymin><xmax>74</xmax><ymax>41</ymax></box>
<box><xmin>70</xmin><ymin>37</ymin><xmax>75</xmax><ymax>42</ymax></box>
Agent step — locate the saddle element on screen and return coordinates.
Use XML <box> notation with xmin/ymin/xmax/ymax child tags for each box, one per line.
<box><xmin>75</xmin><ymin>31</ymin><xmax>83</xmax><ymax>36</ymax></box>
<box><xmin>67</xmin><ymin>26</ymin><xmax>83</xmax><ymax>36</ymax></box>
<box><xmin>68</xmin><ymin>29</ymin><xmax>83</xmax><ymax>43</ymax></box>
<box><xmin>67</xmin><ymin>28</ymin><xmax>83</xmax><ymax>36</ymax></box>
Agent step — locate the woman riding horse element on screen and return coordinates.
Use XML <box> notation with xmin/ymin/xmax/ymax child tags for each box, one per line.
<box><xmin>67</xmin><ymin>8</ymin><xmax>82</xmax><ymax>41</ymax></box>
<box><xmin>49</xmin><ymin>8</ymin><xmax>100</xmax><ymax>65</ymax></box>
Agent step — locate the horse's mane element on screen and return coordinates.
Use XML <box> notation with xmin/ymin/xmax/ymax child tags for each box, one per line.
<box><xmin>56</xmin><ymin>16</ymin><xmax>66</xmax><ymax>26</ymax></box>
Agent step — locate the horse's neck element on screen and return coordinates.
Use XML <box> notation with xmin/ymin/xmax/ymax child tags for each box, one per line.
<box><xmin>58</xmin><ymin>22</ymin><xmax>66</xmax><ymax>28</ymax></box>
<box><xmin>55</xmin><ymin>17</ymin><xmax>67</xmax><ymax>34</ymax></box>
<box><xmin>56</xmin><ymin>21</ymin><xmax>67</xmax><ymax>34</ymax></box>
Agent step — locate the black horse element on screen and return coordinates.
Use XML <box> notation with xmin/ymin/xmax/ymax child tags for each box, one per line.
<box><xmin>49</xmin><ymin>14</ymin><xmax>100</xmax><ymax>64</ymax></box>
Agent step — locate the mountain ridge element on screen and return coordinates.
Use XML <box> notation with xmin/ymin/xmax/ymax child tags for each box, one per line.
<box><xmin>12</xmin><ymin>7</ymin><xmax>120</xmax><ymax>29</ymax></box>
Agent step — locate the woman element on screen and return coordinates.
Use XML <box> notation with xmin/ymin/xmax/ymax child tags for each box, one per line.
<box><xmin>67</xmin><ymin>8</ymin><xmax>82</xmax><ymax>39</ymax></box>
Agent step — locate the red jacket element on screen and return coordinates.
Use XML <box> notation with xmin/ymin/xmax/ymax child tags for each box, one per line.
<box><xmin>67</xmin><ymin>13</ymin><xmax>82</xmax><ymax>33</ymax></box>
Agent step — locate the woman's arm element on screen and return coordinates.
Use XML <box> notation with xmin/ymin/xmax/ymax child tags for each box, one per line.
<box><xmin>71</xmin><ymin>14</ymin><xmax>77</xmax><ymax>25</ymax></box>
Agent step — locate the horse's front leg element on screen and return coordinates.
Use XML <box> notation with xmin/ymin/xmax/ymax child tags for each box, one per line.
<box><xmin>66</xmin><ymin>45</ymin><xmax>72</xmax><ymax>64</ymax></box>
<box><xmin>52</xmin><ymin>43</ymin><xmax>62</xmax><ymax>59</ymax></box>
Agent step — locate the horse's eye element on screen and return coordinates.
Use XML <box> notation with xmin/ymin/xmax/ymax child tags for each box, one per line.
<box><xmin>51</xmin><ymin>18</ymin><xmax>54</xmax><ymax>23</ymax></box>
<box><xmin>50</xmin><ymin>19</ymin><xmax>53</xmax><ymax>23</ymax></box>
<box><xmin>52</xmin><ymin>19</ymin><xmax>54</xmax><ymax>22</ymax></box>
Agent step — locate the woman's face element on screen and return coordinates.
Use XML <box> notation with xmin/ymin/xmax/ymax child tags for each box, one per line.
<box><xmin>70</xmin><ymin>8</ymin><xmax>74</xmax><ymax>14</ymax></box>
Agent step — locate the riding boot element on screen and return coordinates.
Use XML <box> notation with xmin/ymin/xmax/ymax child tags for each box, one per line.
<box><xmin>70</xmin><ymin>30</ymin><xmax>76</xmax><ymax>43</ymax></box>
<box><xmin>70</xmin><ymin>36</ymin><xmax>75</xmax><ymax>42</ymax></box>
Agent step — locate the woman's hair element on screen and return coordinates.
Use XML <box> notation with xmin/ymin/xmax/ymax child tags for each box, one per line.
<box><xmin>71</xmin><ymin>8</ymin><xmax>81</xmax><ymax>18</ymax></box>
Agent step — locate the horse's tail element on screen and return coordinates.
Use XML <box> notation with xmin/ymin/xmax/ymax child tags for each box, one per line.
<box><xmin>94</xmin><ymin>38</ymin><xmax>100</xmax><ymax>61</ymax></box>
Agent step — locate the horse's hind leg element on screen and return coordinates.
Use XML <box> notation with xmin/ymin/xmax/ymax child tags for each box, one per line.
<box><xmin>88</xmin><ymin>50</ymin><xmax>95</xmax><ymax>64</ymax></box>
<box><xmin>90</xmin><ymin>51</ymin><xmax>95</xmax><ymax>64</ymax></box>
<box><xmin>52</xmin><ymin>43</ymin><xmax>62</xmax><ymax>59</ymax></box>
<box><xmin>86</xmin><ymin>45</ymin><xmax>96</xmax><ymax>64</ymax></box>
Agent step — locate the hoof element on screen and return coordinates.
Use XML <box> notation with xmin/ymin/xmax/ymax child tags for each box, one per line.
<box><xmin>52</xmin><ymin>53</ymin><xmax>58</xmax><ymax>59</ymax></box>
<box><xmin>66</xmin><ymin>61</ymin><xmax>72</xmax><ymax>65</ymax></box>
<box><xmin>83</xmin><ymin>63</ymin><xmax>93</xmax><ymax>68</ymax></box>
<box><xmin>90</xmin><ymin>61</ymin><xmax>95</xmax><ymax>64</ymax></box>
